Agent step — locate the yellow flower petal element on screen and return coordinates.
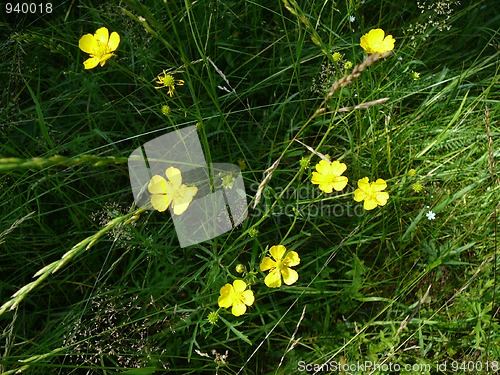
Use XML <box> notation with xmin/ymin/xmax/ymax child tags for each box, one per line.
<box><xmin>269</xmin><ymin>245</ymin><xmax>286</xmax><ymax>261</ymax></box>
<box><xmin>311</xmin><ymin>172</ymin><xmax>330</xmax><ymax>184</ymax></box>
<box><xmin>148</xmin><ymin>175</ymin><xmax>167</xmax><ymax>194</ymax></box>
<box><xmin>360</xmin><ymin>37</ymin><xmax>370</xmax><ymax>53</ymax></box>
<box><xmin>79</xmin><ymin>34</ymin><xmax>98</xmax><ymax>54</ymax></box>
<box><xmin>353</xmin><ymin>187</ymin><xmax>368</xmax><ymax>202</ymax></box>
<box><xmin>148</xmin><ymin>175</ymin><xmax>173</xmax><ymax>211</ymax></box>
<box><xmin>281</xmin><ymin>267</ymin><xmax>299</xmax><ymax>285</ymax></box>
<box><xmin>233</xmin><ymin>279</ymin><xmax>247</xmax><ymax>293</ymax></box>
<box><xmin>83</xmin><ymin>56</ymin><xmax>100</xmax><ymax>70</ymax></box>
<box><xmin>108</xmin><ymin>31</ymin><xmax>120</xmax><ymax>52</ymax></box>
<box><xmin>331</xmin><ymin>176</ymin><xmax>348</xmax><ymax>191</ymax></box>
<box><xmin>372</xmin><ymin>178</ymin><xmax>387</xmax><ymax>191</ymax></box>
<box><xmin>357</xmin><ymin>177</ymin><xmax>370</xmax><ymax>190</ymax></box>
<box><xmin>363</xmin><ymin>198</ymin><xmax>378</xmax><ymax>210</ymax></box>
<box><xmin>315</xmin><ymin>182</ymin><xmax>334</xmax><ymax>193</ymax></box>
<box><xmin>171</xmin><ymin>200</ymin><xmax>189</xmax><ymax>215</ymax></box>
<box><xmin>94</xmin><ymin>27</ymin><xmax>109</xmax><ymax>45</ymax></box>
<box><xmin>218</xmin><ymin>284</ymin><xmax>234</xmax><ymax>308</ymax></box>
<box><xmin>375</xmin><ymin>191</ymin><xmax>389</xmax><ymax>206</ymax></box>
<box><xmin>232</xmin><ymin>302</ymin><xmax>247</xmax><ymax>316</ymax></box>
<box><xmin>182</xmin><ymin>185</ymin><xmax>199</xmax><ymax>199</ymax></box>
<box><xmin>283</xmin><ymin>251</ymin><xmax>300</xmax><ymax>267</ymax></box>
<box><xmin>264</xmin><ymin>268</ymin><xmax>282</xmax><ymax>288</ymax></box>
<box><xmin>172</xmin><ymin>186</ymin><xmax>198</xmax><ymax>215</ymax></box>
<box><xmin>260</xmin><ymin>256</ymin><xmax>276</xmax><ymax>271</ymax></box>
<box><xmin>369</xmin><ymin>28</ymin><xmax>385</xmax><ymax>41</ymax></box>
<box><xmin>330</xmin><ymin>160</ymin><xmax>347</xmax><ymax>175</ymax></box>
<box><xmin>241</xmin><ymin>289</ymin><xmax>255</xmax><ymax>306</ymax></box>
<box><xmin>150</xmin><ymin>194</ymin><xmax>172</xmax><ymax>212</ymax></box>
<box><xmin>314</xmin><ymin>160</ymin><xmax>331</xmax><ymax>175</ymax></box>
<box><xmin>166</xmin><ymin>166</ymin><xmax>182</xmax><ymax>189</ymax></box>
<box><xmin>382</xmin><ymin>35</ymin><xmax>395</xmax><ymax>52</ymax></box>
<box><xmin>311</xmin><ymin>174</ymin><xmax>329</xmax><ymax>186</ymax></box>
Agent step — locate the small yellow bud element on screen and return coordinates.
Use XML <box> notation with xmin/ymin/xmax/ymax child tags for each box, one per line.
<box><xmin>235</xmin><ymin>264</ymin><xmax>246</xmax><ymax>274</ymax></box>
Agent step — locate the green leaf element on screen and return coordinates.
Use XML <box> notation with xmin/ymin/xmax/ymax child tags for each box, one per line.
<box><xmin>219</xmin><ymin>315</ymin><xmax>252</xmax><ymax>345</ymax></box>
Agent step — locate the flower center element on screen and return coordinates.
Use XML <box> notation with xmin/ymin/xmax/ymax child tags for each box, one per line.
<box><xmin>366</xmin><ymin>189</ymin><xmax>376</xmax><ymax>199</ymax></box>
<box><xmin>276</xmin><ymin>259</ymin><xmax>287</xmax><ymax>271</ymax></box>
<box><xmin>173</xmin><ymin>185</ymin><xmax>187</xmax><ymax>199</ymax></box>
<box><xmin>161</xmin><ymin>75</ymin><xmax>175</xmax><ymax>86</ymax></box>
<box><xmin>95</xmin><ymin>40</ymin><xmax>111</xmax><ymax>55</ymax></box>
<box><xmin>233</xmin><ymin>291</ymin><xmax>245</xmax><ymax>305</ymax></box>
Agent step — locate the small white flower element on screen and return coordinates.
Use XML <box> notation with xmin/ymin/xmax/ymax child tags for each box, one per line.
<box><xmin>426</xmin><ymin>211</ymin><xmax>436</xmax><ymax>220</ymax></box>
<box><xmin>349</xmin><ymin>15</ymin><xmax>356</xmax><ymax>23</ymax></box>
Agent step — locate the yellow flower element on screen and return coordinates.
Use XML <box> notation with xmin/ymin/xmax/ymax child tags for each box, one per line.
<box><xmin>353</xmin><ymin>177</ymin><xmax>389</xmax><ymax>210</ymax></box>
<box><xmin>411</xmin><ymin>71</ymin><xmax>420</xmax><ymax>81</ymax></box>
<box><xmin>218</xmin><ymin>280</ymin><xmax>255</xmax><ymax>317</ymax></box>
<box><xmin>360</xmin><ymin>28</ymin><xmax>395</xmax><ymax>54</ymax></box>
<box><xmin>332</xmin><ymin>52</ymin><xmax>342</xmax><ymax>62</ymax></box>
<box><xmin>260</xmin><ymin>245</ymin><xmax>300</xmax><ymax>288</ymax></box>
<box><xmin>155</xmin><ymin>71</ymin><xmax>185</xmax><ymax>96</ymax></box>
<box><xmin>78</xmin><ymin>27</ymin><xmax>120</xmax><ymax>69</ymax></box>
<box><xmin>147</xmin><ymin>166</ymin><xmax>198</xmax><ymax>215</ymax></box>
<box><xmin>311</xmin><ymin>160</ymin><xmax>348</xmax><ymax>193</ymax></box>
